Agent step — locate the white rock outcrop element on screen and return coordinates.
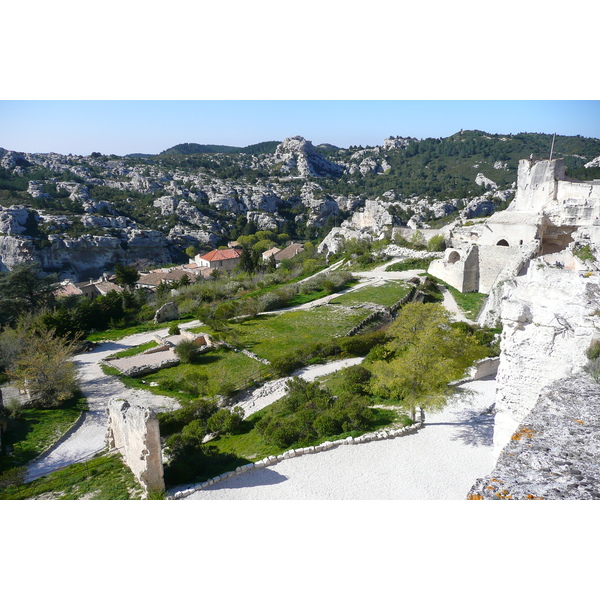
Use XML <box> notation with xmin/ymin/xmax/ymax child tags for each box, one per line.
<box><xmin>492</xmin><ymin>263</ymin><xmax>600</xmax><ymax>455</ymax></box>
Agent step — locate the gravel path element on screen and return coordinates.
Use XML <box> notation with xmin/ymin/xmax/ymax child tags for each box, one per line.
<box><xmin>24</xmin><ymin>322</ymin><xmax>202</xmax><ymax>481</ymax></box>
<box><xmin>183</xmin><ymin>377</ymin><xmax>497</xmax><ymax>500</ymax></box>
<box><xmin>233</xmin><ymin>357</ymin><xmax>365</xmax><ymax>417</ymax></box>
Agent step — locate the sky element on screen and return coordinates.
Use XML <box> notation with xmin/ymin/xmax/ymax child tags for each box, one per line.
<box><xmin>1</xmin><ymin>100</ymin><xmax>599</xmax><ymax>156</ymax></box>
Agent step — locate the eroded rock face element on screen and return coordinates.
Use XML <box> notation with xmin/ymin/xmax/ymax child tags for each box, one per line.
<box><xmin>492</xmin><ymin>264</ymin><xmax>600</xmax><ymax>455</ymax></box>
<box><xmin>0</xmin><ymin>205</ymin><xmax>33</xmax><ymax>235</ymax></box>
<box><xmin>468</xmin><ymin>373</ymin><xmax>600</xmax><ymax>500</ymax></box>
<box><xmin>270</xmin><ymin>136</ymin><xmax>344</xmax><ymax>177</ymax></box>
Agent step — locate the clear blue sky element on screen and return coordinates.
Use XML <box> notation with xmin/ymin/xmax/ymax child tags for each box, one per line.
<box><xmin>1</xmin><ymin>100</ymin><xmax>598</xmax><ymax>156</ymax></box>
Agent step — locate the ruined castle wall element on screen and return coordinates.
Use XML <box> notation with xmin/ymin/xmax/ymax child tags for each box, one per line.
<box><xmin>428</xmin><ymin>246</ymin><xmax>477</xmax><ymax>292</ymax></box>
<box><xmin>510</xmin><ymin>159</ymin><xmax>563</xmax><ymax>212</ymax></box>
<box><xmin>106</xmin><ymin>399</ymin><xmax>164</xmax><ymax>493</ymax></box>
<box><xmin>477</xmin><ymin>245</ymin><xmax>525</xmax><ymax>293</ymax></box>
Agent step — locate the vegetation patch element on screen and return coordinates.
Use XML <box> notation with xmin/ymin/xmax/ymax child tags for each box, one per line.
<box><xmin>0</xmin><ymin>392</ymin><xmax>88</xmax><ymax>472</ymax></box>
<box><xmin>331</xmin><ymin>281</ymin><xmax>411</xmax><ymax>308</ymax></box>
<box><xmin>385</xmin><ymin>257</ymin><xmax>434</xmax><ymax>272</ymax></box>
<box><xmin>0</xmin><ymin>452</ymin><xmax>143</xmax><ymax>500</ymax></box>
<box><xmin>109</xmin><ymin>340</ymin><xmax>159</xmax><ymax>359</ymax></box>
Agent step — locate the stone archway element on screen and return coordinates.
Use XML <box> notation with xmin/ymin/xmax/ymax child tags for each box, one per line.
<box><xmin>496</xmin><ymin>239</ymin><xmax>510</xmax><ymax>247</ymax></box>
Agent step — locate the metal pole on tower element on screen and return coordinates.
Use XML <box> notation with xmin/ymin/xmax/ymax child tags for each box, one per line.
<box><xmin>549</xmin><ymin>133</ymin><xmax>556</xmax><ymax>161</ymax></box>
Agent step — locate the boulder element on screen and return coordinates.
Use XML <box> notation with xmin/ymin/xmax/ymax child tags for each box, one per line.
<box><xmin>154</xmin><ymin>302</ymin><xmax>179</xmax><ymax>323</ymax></box>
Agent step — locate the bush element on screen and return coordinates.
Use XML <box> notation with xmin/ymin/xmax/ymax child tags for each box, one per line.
<box><xmin>207</xmin><ymin>406</ymin><xmax>244</xmax><ymax>436</ymax></box>
<box><xmin>586</xmin><ymin>339</ymin><xmax>600</xmax><ymax>361</ymax></box>
<box><xmin>174</xmin><ymin>339</ymin><xmax>199</xmax><ymax>364</ymax></box>
<box><xmin>341</xmin><ymin>365</ymin><xmax>372</xmax><ymax>395</ymax></box>
<box><xmin>270</xmin><ymin>353</ymin><xmax>305</xmax><ymax>377</ymax></box>
<box><xmin>426</xmin><ymin>234</ymin><xmax>446</xmax><ymax>252</ymax></box>
<box><xmin>168</xmin><ymin>324</ymin><xmax>181</xmax><ymax>336</ymax></box>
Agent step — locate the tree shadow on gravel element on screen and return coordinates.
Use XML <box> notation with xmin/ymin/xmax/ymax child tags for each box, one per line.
<box><xmin>204</xmin><ymin>468</ymin><xmax>288</xmax><ymax>491</ymax></box>
<box><xmin>425</xmin><ymin>410</ymin><xmax>495</xmax><ymax>447</ymax></box>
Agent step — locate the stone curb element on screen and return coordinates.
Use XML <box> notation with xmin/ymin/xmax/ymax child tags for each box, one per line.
<box><xmin>167</xmin><ymin>416</ymin><xmax>425</xmax><ymax>500</ymax></box>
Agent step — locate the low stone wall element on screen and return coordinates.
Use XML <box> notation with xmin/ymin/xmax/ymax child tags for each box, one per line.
<box><xmin>345</xmin><ymin>285</ymin><xmax>416</xmax><ymax>337</ymax></box>
<box><xmin>167</xmin><ymin>415</ymin><xmax>425</xmax><ymax>499</ymax></box>
<box><xmin>106</xmin><ymin>399</ymin><xmax>164</xmax><ymax>494</ymax></box>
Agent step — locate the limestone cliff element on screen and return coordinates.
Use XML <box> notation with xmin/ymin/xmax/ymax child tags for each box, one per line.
<box><xmin>492</xmin><ymin>262</ymin><xmax>600</xmax><ymax>455</ymax></box>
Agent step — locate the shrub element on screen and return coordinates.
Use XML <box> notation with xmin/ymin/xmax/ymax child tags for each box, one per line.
<box><xmin>586</xmin><ymin>339</ymin><xmax>600</xmax><ymax>361</ymax></box>
<box><xmin>168</xmin><ymin>324</ymin><xmax>181</xmax><ymax>336</ymax></box>
<box><xmin>207</xmin><ymin>406</ymin><xmax>244</xmax><ymax>436</ymax></box>
<box><xmin>174</xmin><ymin>339</ymin><xmax>199</xmax><ymax>364</ymax></box>
<box><xmin>313</xmin><ymin>412</ymin><xmax>341</xmax><ymax>437</ymax></box>
<box><xmin>270</xmin><ymin>353</ymin><xmax>305</xmax><ymax>377</ymax></box>
<box><xmin>585</xmin><ymin>357</ymin><xmax>600</xmax><ymax>383</ymax></box>
<box><xmin>427</xmin><ymin>234</ymin><xmax>446</xmax><ymax>252</ymax></box>
<box><xmin>341</xmin><ymin>365</ymin><xmax>372</xmax><ymax>394</ymax></box>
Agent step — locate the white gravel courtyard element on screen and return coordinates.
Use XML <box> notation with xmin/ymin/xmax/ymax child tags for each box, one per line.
<box><xmin>183</xmin><ymin>377</ymin><xmax>497</xmax><ymax>500</ymax></box>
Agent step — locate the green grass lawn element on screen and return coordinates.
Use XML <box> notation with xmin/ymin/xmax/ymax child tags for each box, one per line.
<box><xmin>143</xmin><ymin>348</ymin><xmax>269</xmax><ymax>398</ymax></box>
<box><xmin>0</xmin><ymin>452</ymin><xmax>144</xmax><ymax>500</ymax></box>
<box><xmin>86</xmin><ymin>317</ymin><xmax>196</xmax><ymax>342</ymax></box>
<box><xmin>221</xmin><ymin>305</ymin><xmax>373</xmax><ymax>362</ymax></box>
<box><xmin>330</xmin><ymin>281</ymin><xmax>411</xmax><ymax>308</ymax></box>
<box><xmin>109</xmin><ymin>340</ymin><xmax>159</xmax><ymax>359</ymax></box>
<box><xmin>0</xmin><ymin>393</ymin><xmax>88</xmax><ymax>472</ymax></box>
<box><xmin>444</xmin><ymin>286</ymin><xmax>488</xmax><ymax>320</ymax></box>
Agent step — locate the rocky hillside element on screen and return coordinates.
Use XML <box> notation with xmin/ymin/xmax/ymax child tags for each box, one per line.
<box><xmin>1</xmin><ymin>131</ymin><xmax>599</xmax><ymax>280</ymax></box>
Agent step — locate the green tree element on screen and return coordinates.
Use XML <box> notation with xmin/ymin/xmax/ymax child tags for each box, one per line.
<box><xmin>369</xmin><ymin>303</ymin><xmax>486</xmax><ymax>420</ymax></box>
<box><xmin>0</xmin><ymin>263</ymin><xmax>57</xmax><ymax>327</ymax></box>
<box><xmin>9</xmin><ymin>328</ymin><xmax>80</xmax><ymax>408</ymax></box>
<box><xmin>114</xmin><ymin>263</ymin><xmax>139</xmax><ymax>288</ymax></box>
<box><xmin>185</xmin><ymin>245</ymin><xmax>198</xmax><ymax>259</ymax></box>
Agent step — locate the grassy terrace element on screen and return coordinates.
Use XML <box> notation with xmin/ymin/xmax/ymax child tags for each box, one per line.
<box><xmin>0</xmin><ymin>394</ymin><xmax>88</xmax><ymax>472</ymax></box>
<box><xmin>206</xmin><ymin>304</ymin><xmax>374</xmax><ymax>362</ymax></box>
<box><xmin>0</xmin><ymin>452</ymin><xmax>144</xmax><ymax>500</ymax></box>
<box><xmin>204</xmin><ymin>404</ymin><xmax>401</xmax><ymax>467</ymax></box>
<box><xmin>86</xmin><ymin>317</ymin><xmax>196</xmax><ymax>342</ymax></box>
<box><xmin>330</xmin><ymin>280</ymin><xmax>411</xmax><ymax>308</ymax></box>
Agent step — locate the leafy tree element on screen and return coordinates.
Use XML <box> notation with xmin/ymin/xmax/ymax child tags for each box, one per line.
<box><xmin>369</xmin><ymin>303</ymin><xmax>487</xmax><ymax>420</ymax></box>
<box><xmin>114</xmin><ymin>262</ymin><xmax>139</xmax><ymax>288</ymax></box>
<box><xmin>0</xmin><ymin>263</ymin><xmax>57</xmax><ymax>328</ymax></box>
<box><xmin>185</xmin><ymin>245</ymin><xmax>198</xmax><ymax>259</ymax></box>
<box><xmin>9</xmin><ymin>327</ymin><xmax>80</xmax><ymax>408</ymax></box>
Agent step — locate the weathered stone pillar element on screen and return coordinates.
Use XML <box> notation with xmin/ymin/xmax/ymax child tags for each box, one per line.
<box><xmin>106</xmin><ymin>399</ymin><xmax>165</xmax><ymax>495</ymax></box>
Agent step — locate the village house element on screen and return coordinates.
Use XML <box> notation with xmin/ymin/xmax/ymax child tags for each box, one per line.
<box><xmin>194</xmin><ymin>248</ymin><xmax>242</xmax><ymax>270</ymax></box>
<box><xmin>272</xmin><ymin>243</ymin><xmax>304</xmax><ymax>263</ymax></box>
<box><xmin>63</xmin><ymin>276</ymin><xmax>123</xmax><ymax>300</ymax></box>
<box><xmin>261</xmin><ymin>247</ymin><xmax>280</xmax><ymax>261</ymax></box>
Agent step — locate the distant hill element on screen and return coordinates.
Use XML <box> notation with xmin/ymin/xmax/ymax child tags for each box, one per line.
<box><xmin>160</xmin><ymin>141</ymin><xmax>281</xmax><ymax>156</ymax></box>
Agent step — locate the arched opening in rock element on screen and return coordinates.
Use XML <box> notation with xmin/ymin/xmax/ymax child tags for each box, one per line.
<box><xmin>448</xmin><ymin>251</ymin><xmax>460</xmax><ymax>264</ymax></box>
<box><xmin>496</xmin><ymin>239</ymin><xmax>510</xmax><ymax>247</ymax></box>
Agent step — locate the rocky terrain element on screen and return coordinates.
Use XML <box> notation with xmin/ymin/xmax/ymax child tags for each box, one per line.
<box><xmin>468</xmin><ymin>373</ymin><xmax>600</xmax><ymax>500</ymax></box>
<box><xmin>2</xmin><ymin>131</ymin><xmax>599</xmax><ymax>280</ymax></box>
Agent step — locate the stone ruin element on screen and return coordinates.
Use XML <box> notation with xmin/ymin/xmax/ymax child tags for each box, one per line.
<box><xmin>106</xmin><ymin>399</ymin><xmax>164</xmax><ymax>495</ymax></box>
<box><xmin>429</xmin><ymin>157</ymin><xmax>600</xmax><ymax>296</ymax></box>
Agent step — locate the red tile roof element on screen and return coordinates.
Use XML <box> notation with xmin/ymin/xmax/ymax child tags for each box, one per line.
<box><xmin>199</xmin><ymin>248</ymin><xmax>242</xmax><ymax>262</ymax></box>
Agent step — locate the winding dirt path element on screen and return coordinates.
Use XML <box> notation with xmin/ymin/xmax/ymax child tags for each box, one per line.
<box><xmin>24</xmin><ymin>322</ymin><xmax>201</xmax><ymax>481</ymax></box>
